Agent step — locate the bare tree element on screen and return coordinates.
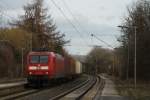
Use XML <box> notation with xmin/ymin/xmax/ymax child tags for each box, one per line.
<box><xmin>118</xmin><ymin>0</ymin><xmax>150</xmax><ymax>80</ymax></box>
<box><xmin>85</xmin><ymin>47</ymin><xmax>113</xmax><ymax>75</ymax></box>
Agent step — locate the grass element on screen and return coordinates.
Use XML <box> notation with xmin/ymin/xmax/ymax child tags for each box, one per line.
<box><xmin>115</xmin><ymin>78</ymin><xmax>150</xmax><ymax>100</ymax></box>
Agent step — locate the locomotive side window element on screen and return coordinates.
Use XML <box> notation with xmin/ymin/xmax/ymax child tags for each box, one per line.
<box><xmin>40</xmin><ymin>56</ymin><xmax>48</xmax><ymax>64</ymax></box>
<box><xmin>31</xmin><ymin>55</ymin><xmax>39</xmax><ymax>64</ymax></box>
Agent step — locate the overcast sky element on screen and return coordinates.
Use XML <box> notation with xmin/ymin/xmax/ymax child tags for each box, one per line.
<box><xmin>0</xmin><ymin>0</ymin><xmax>138</xmax><ymax>55</ymax></box>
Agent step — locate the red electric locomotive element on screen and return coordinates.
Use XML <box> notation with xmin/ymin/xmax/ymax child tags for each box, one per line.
<box><xmin>26</xmin><ymin>51</ymin><xmax>65</xmax><ymax>85</ymax></box>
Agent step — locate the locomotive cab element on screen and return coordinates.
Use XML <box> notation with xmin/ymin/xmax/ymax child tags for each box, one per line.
<box><xmin>26</xmin><ymin>51</ymin><xmax>65</xmax><ymax>85</ymax></box>
<box><xmin>27</xmin><ymin>52</ymin><xmax>54</xmax><ymax>84</ymax></box>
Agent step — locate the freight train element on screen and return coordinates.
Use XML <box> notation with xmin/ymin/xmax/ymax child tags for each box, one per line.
<box><xmin>26</xmin><ymin>51</ymin><xmax>82</xmax><ymax>86</ymax></box>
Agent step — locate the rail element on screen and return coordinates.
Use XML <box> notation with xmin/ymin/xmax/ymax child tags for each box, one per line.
<box><xmin>0</xmin><ymin>75</ymin><xmax>89</xmax><ymax>100</ymax></box>
<box><xmin>51</xmin><ymin>76</ymin><xmax>96</xmax><ymax>100</ymax></box>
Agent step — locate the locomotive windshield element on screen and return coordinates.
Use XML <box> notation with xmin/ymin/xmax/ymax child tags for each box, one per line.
<box><xmin>31</xmin><ymin>55</ymin><xmax>39</xmax><ymax>64</ymax></box>
<box><xmin>30</xmin><ymin>55</ymin><xmax>48</xmax><ymax>64</ymax></box>
<box><xmin>40</xmin><ymin>56</ymin><xmax>48</xmax><ymax>63</ymax></box>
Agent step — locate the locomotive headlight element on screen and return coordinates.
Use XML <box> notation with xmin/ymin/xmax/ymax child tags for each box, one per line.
<box><xmin>29</xmin><ymin>66</ymin><xmax>37</xmax><ymax>70</ymax></box>
<box><xmin>40</xmin><ymin>66</ymin><xmax>48</xmax><ymax>70</ymax></box>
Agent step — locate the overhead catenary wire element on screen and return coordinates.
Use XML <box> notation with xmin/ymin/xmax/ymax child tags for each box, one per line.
<box><xmin>64</xmin><ymin>44</ymin><xmax>102</xmax><ymax>47</ymax></box>
<box><xmin>61</xmin><ymin>0</ymin><xmax>118</xmax><ymax>49</ymax></box>
<box><xmin>61</xmin><ymin>0</ymin><xmax>90</xmax><ymax>35</ymax></box>
<box><xmin>0</xmin><ymin>0</ymin><xmax>90</xmax><ymax>49</ymax></box>
<box><xmin>0</xmin><ymin>0</ymin><xmax>117</xmax><ymax>49</ymax></box>
<box><xmin>91</xmin><ymin>34</ymin><xmax>114</xmax><ymax>49</ymax></box>
<box><xmin>50</xmin><ymin>0</ymin><xmax>88</xmax><ymax>46</ymax></box>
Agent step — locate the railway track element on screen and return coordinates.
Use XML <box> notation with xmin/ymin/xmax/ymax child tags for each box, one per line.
<box><xmin>52</xmin><ymin>75</ymin><xmax>105</xmax><ymax>100</ymax></box>
<box><xmin>0</xmin><ymin>80</ymin><xmax>27</xmax><ymax>98</ymax></box>
<box><xmin>50</xmin><ymin>76</ymin><xmax>94</xmax><ymax>100</ymax></box>
<box><xmin>80</xmin><ymin>75</ymin><xmax>103</xmax><ymax>99</ymax></box>
<box><xmin>0</xmin><ymin>89</ymin><xmax>39</xmax><ymax>100</ymax></box>
<box><xmin>93</xmin><ymin>75</ymin><xmax>105</xmax><ymax>100</ymax></box>
<box><xmin>0</xmin><ymin>75</ymin><xmax>88</xmax><ymax>100</ymax></box>
<box><xmin>0</xmin><ymin>75</ymin><xmax>105</xmax><ymax>100</ymax></box>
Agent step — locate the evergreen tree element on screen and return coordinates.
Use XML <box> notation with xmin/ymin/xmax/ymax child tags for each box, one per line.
<box><xmin>15</xmin><ymin>0</ymin><xmax>68</xmax><ymax>53</ymax></box>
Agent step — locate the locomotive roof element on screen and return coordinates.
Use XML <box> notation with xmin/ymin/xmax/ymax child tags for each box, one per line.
<box><xmin>28</xmin><ymin>51</ymin><xmax>55</xmax><ymax>56</ymax></box>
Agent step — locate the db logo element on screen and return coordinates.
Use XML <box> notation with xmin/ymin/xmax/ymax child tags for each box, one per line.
<box><xmin>38</xmin><ymin>64</ymin><xmax>40</xmax><ymax>67</ymax></box>
<box><xmin>37</xmin><ymin>64</ymin><xmax>40</xmax><ymax>70</ymax></box>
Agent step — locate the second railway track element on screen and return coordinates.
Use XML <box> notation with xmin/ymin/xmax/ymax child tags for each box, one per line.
<box><xmin>53</xmin><ymin>75</ymin><xmax>105</xmax><ymax>100</ymax></box>
<box><xmin>50</xmin><ymin>75</ymin><xmax>95</xmax><ymax>100</ymax></box>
